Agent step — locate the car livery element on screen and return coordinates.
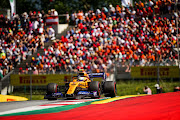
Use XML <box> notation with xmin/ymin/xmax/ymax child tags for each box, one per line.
<box><xmin>44</xmin><ymin>70</ymin><xmax>116</xmax><ymax>100</ymax></box>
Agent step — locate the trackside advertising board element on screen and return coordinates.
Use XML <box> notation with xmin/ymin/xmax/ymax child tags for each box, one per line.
<box><xmin>10</xmin><ymin>74</ymin><xmax>103</xmax><ymax>86</ymax></box>
<box><xmin>10</xmin><ymin>74</ymin><xmax>74</xmax><ymax>86</ymax></box>
<box><xmin>131</xmin><ymin>66</ymin><xmax>179</xmax><ymax>78</ymax></box>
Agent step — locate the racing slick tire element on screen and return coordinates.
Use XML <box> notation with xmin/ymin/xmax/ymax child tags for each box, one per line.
<box><xmin>47</xmin><ymin>83</ymin><xmax>58</xmax><ymax>100</ymax></box>
<box><xmin>65</xmin><ymin>83</ymin><xmax>69</xmax><ymax>93</ymax></box>
<box><xmin>89</xmin><ymin>81</ymin><xmax>101</xmax><ymax>98</ymax></box>
<box><xmin>104</xmin><ymin>81</ymin><xmax>116</xmax><ymax>97</ymax></box>
<box><xmin>47</xmin><ymin>83</ymin><xmax>58</xmax><ymax>93</ymax></box>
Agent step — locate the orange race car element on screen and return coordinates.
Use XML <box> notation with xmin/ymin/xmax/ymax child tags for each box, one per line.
<box><xmin>44</xmin><ymin>70</ymin><xmax>116</xmax><ymax>100</ymax></box>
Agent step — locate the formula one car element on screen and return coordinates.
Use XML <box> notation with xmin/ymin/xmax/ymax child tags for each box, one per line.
<box><xmin>44</xmin><ymin>70</ymin><xmax>116</xmax><ymax>100</ymax></box>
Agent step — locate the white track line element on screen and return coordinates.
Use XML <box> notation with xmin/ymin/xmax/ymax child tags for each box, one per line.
<box><xmin>0</xmin><ymin>99</ymin><xmax>98</xmax><ymax>116</ymax></box>
<box><xmin>46</xmin><ymin>101</ymin><xmax>84</xmax><ymax>105</ymax></box>
<box><xmin>0</xmin><ymin>106</ymin><xmax>59</xmax><ymax>115</ymax></box>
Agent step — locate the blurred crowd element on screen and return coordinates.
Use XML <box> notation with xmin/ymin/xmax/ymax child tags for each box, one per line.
<box><xmin>29</xmin><ymin>0</ymin><xmax>180</xmax><ymax>74</ymax></box>
<box><xmin>0</xmin><ymin>9</ymin><xmax>57</xmax><ymax>78</ymax></box>
<box><xmin>1</xmin><ymin>1</ymin><xmax>180</xmax><ymax>76</ymax></box>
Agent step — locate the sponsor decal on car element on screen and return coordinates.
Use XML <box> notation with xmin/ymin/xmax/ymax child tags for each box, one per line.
<box><xmin>52</xmin><ymin>92</ymin><xmax>63</xmax><ymax>97</ymax></box>
<box><xmin>77</xmin><ymin>91</ymin><xmax>90</xmax><ymax>95</ymax></box>
<box><xmin>93</xmin><ymin>91</ymin><xmax>97</xmax><ymax>96</ymax></box>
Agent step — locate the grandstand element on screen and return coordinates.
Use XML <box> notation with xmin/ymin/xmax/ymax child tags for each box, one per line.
<box><xmin>0</xmin><ymin>0</ymin><xmax>179</xmax><ymax>76</ymax></box>
<box><xmin>28</xmin><ymin>0</ymin><xmax>179</xmax><ymax>74</ymax></box>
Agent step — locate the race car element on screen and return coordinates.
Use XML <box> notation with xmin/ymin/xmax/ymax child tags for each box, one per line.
<box><xmin>44</xmin><ymin>70</ymin><xmax>116</xmax><ymax>100</ymax></box>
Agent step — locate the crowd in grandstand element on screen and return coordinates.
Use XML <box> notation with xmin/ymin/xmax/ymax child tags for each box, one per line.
<box><xmin>30</xmin><ymin>0</ymin><xmax>180</xmax><ymax>74</ymax></box>
<box><xmin>0</xmin><ymin>9</ymin><xmax>57</xmax><ymax>78</ymax></box>
<box><xmin>0</xmin><ymin>0</ymin><xmax>180</xmax><ymax>76</ymax></box>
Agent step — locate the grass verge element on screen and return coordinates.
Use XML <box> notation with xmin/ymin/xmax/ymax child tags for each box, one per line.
<box><xmin>116</xmin><ymin>79</ymin><xmax>180</xmax><ymax>96</ymax></box>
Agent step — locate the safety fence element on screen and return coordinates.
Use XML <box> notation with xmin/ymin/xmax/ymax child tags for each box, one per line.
<box><xmin>0</xmin><ymin>70</ymin><xmax>14</xmax><ymax>95</ymax></box>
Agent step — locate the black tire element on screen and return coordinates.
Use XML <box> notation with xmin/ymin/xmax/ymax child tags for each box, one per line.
<box><xmin>48</xmin><ymin>98</ymin><xmax>57</xmax><ymax>100</ymax></box>
<box><xmin>104</xmin><ymin>81</ymin><xmax>116</xmax><ymax>97</ymax></box>
<box><xmin>47</xmin><ymin>83</ymin><xmax>58</xmax><ymax>93</ymax></box>
<box><xmin>89</xmin><ymin>81</ymin><xmax>101</xmax><ymax>98</ymax></box>
<box><xmin>65</xmin><ymin>83</ymin><xmax>69</xmax><ymax>94</ymax></box>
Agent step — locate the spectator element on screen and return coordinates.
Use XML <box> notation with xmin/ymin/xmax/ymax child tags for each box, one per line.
<box><xmin>33</xmin><ymin>67</ymin><xmax>38</xmax><ymax>75</ymax></box>
<box><xmin>174</xmin><ymin>86</ymin><xmax>180</xmax><ymax>92</ymax></box>
<box><xmin>18</xmin><ymin>67</ymin><xmax>24</xmax><ymax>74</ymax></box>
<box><xmin>47</xmin><ymin>26</ymin><xmax>55</xmax><ymax>40</ymax></box>
<box><xmin>51</xmin><ymin>9</ymin><xmax>58</xmax><ymax>16</ymax></box>
<box><xmin>66</xmin><ymin>12</ymin><xmax>70</xmax><ymax>23</ymax></box>
<box><xmin>0</xmin><ymin>68</ymin><xmax>3</xmax><ymax>80</ymax></box>
<box><xmin>143</xmin><ymin>86</ymin><xmax>152</xmax><ymax>95</ymax></box>
<box><xmin>154</xmin><ymin>84</ymin><xmax>163</xmax><ymax>94</ymax></box>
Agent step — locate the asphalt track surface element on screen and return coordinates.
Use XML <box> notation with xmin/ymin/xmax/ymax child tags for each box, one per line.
<box><xmin>0</xmin><ymin>100</ymin><xmax>58</xmax><ymax>112</ymax></box>
<box><xmin>0</xmin><ymin>98</ymin><xmax>101</xmax><ymax>116</ymax></box>
<box><xmin>1</xmin><ymin>92</ymin><xmax>180</xmax><ymax>120</ymax></box>
<box><xmin>0</xmin><ymin>99</ymin><xmax>76</xmax><ymax>112</ymax></box>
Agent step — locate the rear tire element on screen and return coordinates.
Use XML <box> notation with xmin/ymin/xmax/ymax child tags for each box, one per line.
<box><xmin>104</xmin><ymin>81</ymin><xmax>116</xmax><ymax>97</ymax></box>
<box><xmin>89</xmin><ymin>81</ymin><xmax>101</xmax><ymax>98</ymax></box>
<box><xmin>47</xmin><ymin>83</ymin><xmax>58</xmax><ymax>93</ymax></box>
<box><xmin>46</xmin><ymin>83</ymin><xmax>58</xmax><ymax>100</ymax></box>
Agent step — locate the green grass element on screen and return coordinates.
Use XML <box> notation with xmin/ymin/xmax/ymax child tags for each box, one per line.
<box><xmin>10</xmin><ymin>89</ymin><xmax>46</xmax><ymax>100</ymax></box>
<box><xmin>10</xmin><ymin>94</ymin><xmax>45</xmax><ymax>100</ymax></box>
<box><xmin>10</xmin><ymin>79</ymin><xmax>180</xmax><ymax>100</ymax></box>
<box><xmin>116</xmin><ymin>79</ymin><xmax>180</xmax><ymax>96</ymax></box>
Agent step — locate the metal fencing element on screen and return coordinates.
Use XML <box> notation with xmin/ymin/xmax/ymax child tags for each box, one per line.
<box><xmin>0</xmin><ymin>70</ymin><xmax>14</xmax><ymax>95</ymax></box>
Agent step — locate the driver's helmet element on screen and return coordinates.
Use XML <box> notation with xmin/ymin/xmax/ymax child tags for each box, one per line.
<box><xmin>78</xmin><ymin>76</ymin><xmax>84</xmax><ymax>81</ymax></box>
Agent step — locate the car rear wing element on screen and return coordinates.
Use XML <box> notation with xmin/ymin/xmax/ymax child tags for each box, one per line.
<box><xmin>89</xmin><ymin>73</ymin><xmax>107</xmax><ymax>80</ymax></box>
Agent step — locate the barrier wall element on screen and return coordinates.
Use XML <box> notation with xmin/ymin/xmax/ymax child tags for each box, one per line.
<box><xmin>46</xmin><ymin>16</ymin><xmax>59</xmax><ymax>25</ymax></box>
<box><xmin>131</xmin><ymin>66</ymin><xmax>179</xmax><ymax>78</ymax></box>
<box><xmin>45</xmin><ymin>16</ymin><xmax>59</xmax><ymax>34</ymax></box>
<box><xmin>11</xmin><ymin>74</ymin><xmax>74</xmax><ymax>86</ymax></box>
<box><xmin>10</xmin><ymin>74</ymin><xmax>103</xmax><ymax>86</ymax></box>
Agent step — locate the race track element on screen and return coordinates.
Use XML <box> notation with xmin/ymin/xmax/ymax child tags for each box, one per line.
<box><xmin>0</xmin><ymin>92</ymin><xmax>180</xmax><ymax>120</ymax></box>
<box><xmin>0</xmin><ymin>98</ymin><xmax>99</xmax><ymax>116</ymax></box>
<box><xmin>0</xmin><ymin>100</ymin><xmax>57</xmax><ymax>112</ymax></box>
